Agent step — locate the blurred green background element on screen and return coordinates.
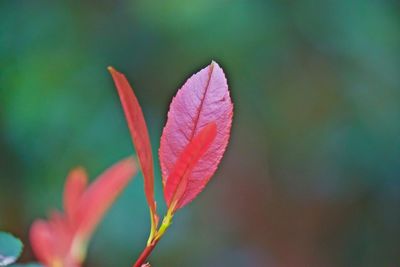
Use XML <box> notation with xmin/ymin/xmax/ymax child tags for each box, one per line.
<box><xmin>1</xmin><ymin>1</ymin><xmax>399</xmax><ymax>266</ymax></box>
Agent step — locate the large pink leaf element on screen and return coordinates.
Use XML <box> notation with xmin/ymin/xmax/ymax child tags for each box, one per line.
<box><xmin>109</xmin><ymin>67</ymin><xmax>157</xmax><ymax>215</ymax></box>
<box><xmin>159</xmin><ymin>61</ymin><xmax>233</xmax><ymax>209</ymax></box>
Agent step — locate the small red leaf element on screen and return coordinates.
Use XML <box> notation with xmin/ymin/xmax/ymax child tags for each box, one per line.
<box><xmin>109</xmin><ymin>67</ymin><xmax>157</xmax><ymax>215</ymax></box>
<box><xmin>63</xmin><ymin>167</ymin><xmax>88</xmax><ymax>223</ymax></box>
<box><xmin>30</xmin><ymin>213</ymin><xmax>75</xmax><ymax>266</ymax></box>
<box><xmin>30</xmin><ymin>157</ymin><xmax>136</xmax><ymax>266</ymax></box>
<box><xmin>30</xmin><ymin>220</ymin><xmax>56</xmax><ymax>265</ymax></box>
<box><xmin>159</xmin><ymin>61</ymin><xmax>233</xmax><ymax>209</ymax></box>
<box><xmin>48</xmin><ymin>211</ymin><xmax>73</xmax><ymax>258</ymax></box>
<box><xmin>75</xmin><ymin>156</ymin><xmax>136</xmax><ymax>239</ymax></box>
<box><xmin>164</xmin><ymin>122</ymin><xmax>217</xmax><ymax>211</ymax></box>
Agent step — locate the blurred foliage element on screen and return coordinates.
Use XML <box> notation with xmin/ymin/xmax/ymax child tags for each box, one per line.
<box><xmin>0</xmin><ymin>232</ymin><xmax>23</xmax><ymax>266</ymax></box>
<box><xmin>1</xmin><ymin>0</ymin><xmax>399</xmax><ymax>266</ymax></box>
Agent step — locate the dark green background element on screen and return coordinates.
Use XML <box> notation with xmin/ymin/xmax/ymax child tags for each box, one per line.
<box><xmin>1</xmin><ymin>1</ymin><xmax>399</xmax><ymax>266</ymax></box>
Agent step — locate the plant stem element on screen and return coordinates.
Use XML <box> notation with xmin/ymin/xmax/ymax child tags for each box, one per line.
<box><xmin>147</xmin><ymin>210</ymin><xmax>157</xmax><ymax>246</ymax></box>
<box><xmin>132</xmin><ymin>211</ymin><xmax>173</xmax><ymax>267</ymax></box>
<box><xmin>133</xmin><ymin>240</ymin><xmax>158</xmax><ymax>267</ymax></box>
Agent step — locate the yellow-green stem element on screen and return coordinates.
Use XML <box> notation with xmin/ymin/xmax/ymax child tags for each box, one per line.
<box><xmin>146</xmin><ymin>210</ymin><xmax>157</xmax><ymax>246</ymax></box>
<box><xmin>134</xmin><ymin>207</ymin><xmax>175</xmax><ymax>267</ymax></box>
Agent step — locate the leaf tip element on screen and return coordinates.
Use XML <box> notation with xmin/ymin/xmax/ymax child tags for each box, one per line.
<box><xmin>210</xmin><ymin>60</ymin><xmax>222</xmax><ymax>68</ymax></box>
<box><xmin>108</xmin><ymin>66</ymin><xmax>122</xmax><ymax>77</ymax></box>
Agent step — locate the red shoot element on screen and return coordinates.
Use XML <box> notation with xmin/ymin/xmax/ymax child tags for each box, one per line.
<box><xmin>30</xmin><ymin>157</ymin><xmax>137</xmax><ymax>267</ymax></box>
<box><xmin>30</xmin><ymin>61</ymin><xmax>233</xmax><ymax>267</ymax></box>
<box><xmin>107</xmin><ymin>61</ymin><xmax>233</xmax><ymax>267</ymax></box>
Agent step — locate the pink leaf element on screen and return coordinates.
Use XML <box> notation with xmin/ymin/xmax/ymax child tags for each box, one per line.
<box><xmin>159</xmin><ymin>61</ymin><xmax>233</xmax><ymax>209</ymax></box>
<box><xmin>30</xmin><ymin>220</ymin><xmax>56</xmax><ymax>265</ymax></box>
<box><xmin>48</xmin><ymin>211</ymin><xmax>73</xmax><ymax>258</ymax></box>
<box><xmin>109</xmin><ymin>67</ymin><xmax>157</xmax><ymax>215</ymax></box>
<box><xmin>63</xmin><ymin>167</ymin><xmax>88</xmax><ymax>223</ymax></box>
<box><xmin>75</xmin><ymin>156</ymin><xmax>136</xmax><ymax>239</ymax></box>
<box><xmin>30</xmin><ymin>157</ymin><xmax>136</xmax><ymax>266</ymax></box>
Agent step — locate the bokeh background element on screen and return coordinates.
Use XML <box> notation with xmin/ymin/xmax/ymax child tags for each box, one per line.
<box><xmin>1</xmin><ymin>1</ymin><xmax>400</xmax><ymax>266</ymax></box>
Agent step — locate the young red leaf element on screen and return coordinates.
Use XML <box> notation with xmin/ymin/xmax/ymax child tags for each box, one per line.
<box><xmin>75</xmin><ymin>156</ymin><xmax>137</xmax><ymax>239</ymax></box>
<box><xmin>30</xmin><ymin>157</ymin><xmax>136</xmax><ymax>267</ymax></box>
<box><xmin>108</xmin><ymin>67</ymin><xmax>157</xmax><ymax>216</ymax></box>
<box><xmin>164</xmin><ymin>122</ymin><xmax>217</xmax><ymax>211</ymax></box>
<box><xmin>159</xmin><ymin>61</ymin><xmax>233</xmax><ymax>209</ymax></box>
<box><xmin>48</xmin><ymin>211</ymin><xmax>73</xmax><ymax>260</ymax></box>
<box><xmin>63</xmin><ymin>167</ymin><xmax>88</xmax><ymax>223</ymax></box>
<box><xmin>30</xmin><ymin>220</ymin><xmax>56</xmax><ymax>266</ymax></box>
<box><xmin>30</xmin><ymin>213</ymin><xmax>75</xmax><ymax>266</ymax></box>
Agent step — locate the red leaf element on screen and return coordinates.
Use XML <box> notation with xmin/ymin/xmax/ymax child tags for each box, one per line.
<box><xmin>164</xmin><ymin>122</ymin><xmax>217</xmax><ymax>211</ymax></box>
<box><xmin>30</xmin><ymin>157</ymin><xmax>136</xmax><ymax>266</ymax></box>
<box><xmin>109</xmin><ymin>67</ymin><xmax>157</xmax><ymax>215</ymax></box>
<box><xmin>63</xmin><ymin>167</ymin><xmax>88</xmax><ymax>223</ymax></box>
<box><xmin>30</xmin><ymin>220</ymin><xmax>56</xmax><ymax>265</ymax></box>
<box><xmin>30</xmin><ymin>213</ymin><xmax>75</xmax><ymax>266</ymax></box>
<box><xmin>159</xmin><ymin>61</ymin><xmax>233</xmax><ymax>209</ymax></box>
<box><xmin>75</xmin><ymin>156</ymin><xmax>136</xmax><ymax>239</ymax></box>
<box><xmin>48</xmin><ymin>211</ymin><xmax>73</xmax><ymax>259</ymax></box>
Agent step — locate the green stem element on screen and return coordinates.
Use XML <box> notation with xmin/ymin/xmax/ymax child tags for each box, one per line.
<box><xmin>133</xmin><ymin>211</ymin><xmax>173</xmax><ymax>267</ymax></box>
<box><xmin>146</xmin><ymin>210</ymin><xmax>157</xmax><ymax>246</ymax></box>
